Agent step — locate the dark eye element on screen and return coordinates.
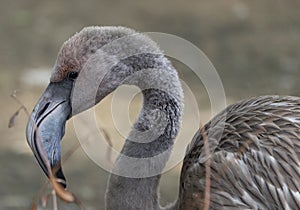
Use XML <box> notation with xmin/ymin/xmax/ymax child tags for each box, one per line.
<box><xmin>67</xmin><ymin>71</ymin><xmax>78</xmax><ymax>80</ymax></box>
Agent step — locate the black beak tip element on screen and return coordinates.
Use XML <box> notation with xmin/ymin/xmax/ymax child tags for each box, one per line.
<box><xmin>54</xmin><ymin>167</ymin><xmax>67</xmax><ymax>189</ymax></box>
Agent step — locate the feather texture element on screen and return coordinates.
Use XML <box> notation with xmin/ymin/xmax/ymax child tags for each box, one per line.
<box><xmin>179</xmin><ymin>96</ymin><xmax>300</xmax><ymax>210</ymax></box>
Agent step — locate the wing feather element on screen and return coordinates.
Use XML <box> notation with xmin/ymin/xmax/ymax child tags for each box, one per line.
<box><xmin>178</xmin><ymin>96</ymin><xmax>300</xmax><ymax>209</ymax></box>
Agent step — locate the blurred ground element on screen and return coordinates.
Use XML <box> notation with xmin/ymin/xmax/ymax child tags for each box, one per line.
<box><xmin>1</xmin><ymin>0</ymin><xmax>300</xmax><ymax>209</ymax></box>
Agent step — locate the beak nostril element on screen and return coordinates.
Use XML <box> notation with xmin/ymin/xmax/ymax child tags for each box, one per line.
<box><xmin>36</xmin><ymin>102</ymin><xmax>50</xmax><ymax>120</ymax></box>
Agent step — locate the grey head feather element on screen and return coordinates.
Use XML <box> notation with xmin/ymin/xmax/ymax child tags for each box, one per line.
<box><xmin>51</xmin><ymin>26</ymin><xmax>160</xmax><ymax>82</ymax></box>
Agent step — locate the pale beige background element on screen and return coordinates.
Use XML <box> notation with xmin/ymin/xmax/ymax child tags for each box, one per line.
<box><xmin>1</xmin><ymin>0</ymin><xmax>300</xmax><ymax>209</ymax></box>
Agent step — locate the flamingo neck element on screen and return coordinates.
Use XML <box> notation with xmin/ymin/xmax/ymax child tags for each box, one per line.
<box><xmin>105</xmin><ymin>56</ymin><xmax>183</xmax><ymax>210</ymax></box>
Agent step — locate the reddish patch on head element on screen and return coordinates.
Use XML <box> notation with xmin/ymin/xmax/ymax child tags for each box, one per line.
<box><xmin>50</xmin><ymin>54</ymin><xmax>82</xmax><ymax>82</ymax></box>
<box><xmin>50</xmin><ymin>26</ymin><xmax>137</xmax><ymax>83</ymax></box>
<box><xmin>50</xmin><ymin>32</ymin><xmax>90</xmax><ymax>82</ymax></box>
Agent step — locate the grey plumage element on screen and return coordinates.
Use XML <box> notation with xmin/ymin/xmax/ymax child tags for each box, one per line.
<box><xmin>26</xmin><ymin>26</ymin><xmax>300</xmax><ymax>210</ymax></box>
<box><xmin>180</xmin><ymin>96</ymin><xmax>300</xmax><ymax>209</ymax></box>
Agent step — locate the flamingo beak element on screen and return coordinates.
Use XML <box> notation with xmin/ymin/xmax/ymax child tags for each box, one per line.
<box><xmin>26</xmin><ymin>80</ymin><xmax>73</xmax><ymax>188</ymax></box>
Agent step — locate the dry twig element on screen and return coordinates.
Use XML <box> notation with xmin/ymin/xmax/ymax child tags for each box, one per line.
<box><xmin>199</xmin><ymin>122</ymin><xmax>211</xmax><ymax>210</ymax></box>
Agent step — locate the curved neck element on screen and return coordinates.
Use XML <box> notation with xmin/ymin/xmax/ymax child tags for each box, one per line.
<box><xmin>105</xmin><ymin>55</ymin><xmax>183</xmax><ymax>210</ymax></box>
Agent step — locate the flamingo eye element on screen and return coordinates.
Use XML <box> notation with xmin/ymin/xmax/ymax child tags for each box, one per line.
<box><xmin>67</xmin><ymin>71</ymin><xmax>78</xmax><ymax>80</ymax></box>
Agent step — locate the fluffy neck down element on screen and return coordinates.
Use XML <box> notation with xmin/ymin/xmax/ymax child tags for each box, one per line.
<box><xmin>105</xmin><ymin>52</ymin><xmax>183</xmax><ymax>210</ymax></box>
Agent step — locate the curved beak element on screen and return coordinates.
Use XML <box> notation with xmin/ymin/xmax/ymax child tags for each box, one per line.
<box><xmin>26</xmin><ymin>81</ymin><xmax>72</xmax><ymax>188</ymax></box>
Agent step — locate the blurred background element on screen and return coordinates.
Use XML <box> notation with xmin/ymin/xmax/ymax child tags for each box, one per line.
<box><xmin>1</xmin><ymin>0</ymin><xmax>300</xmax><ymax>209</ymax></box>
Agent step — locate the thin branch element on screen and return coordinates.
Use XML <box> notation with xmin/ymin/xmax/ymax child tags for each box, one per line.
<box><xmin>52</xmin><ymin>189</ymin><xmax>58</xmax><ymax>210</ymax></box>
<box><xmin>200</xmin><ymin>123</ymin><xmax>211</xmax><ymax>210</ymax></box>
<box><xmin>10</xmin><ymin>90</ymin><xmax>29</xmax><ymax>116</ymax></box>
<box><xmin>100</xmin><ymin>127</ymin><xmax>114</xmax><ymax>165</ymax></box>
